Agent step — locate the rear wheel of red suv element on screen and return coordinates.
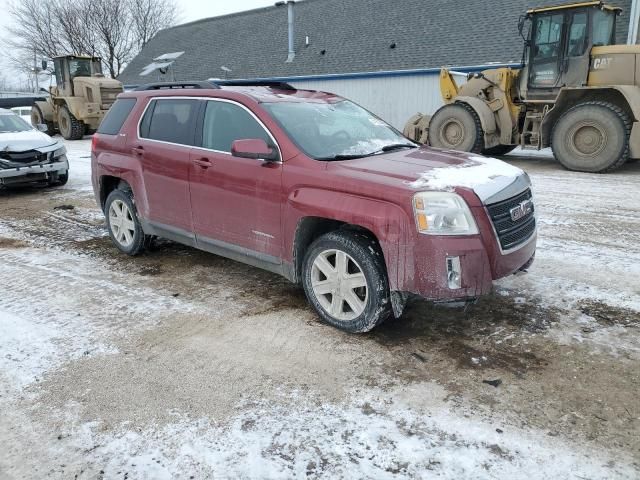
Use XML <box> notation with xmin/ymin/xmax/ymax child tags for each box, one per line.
<box><xmin>302</xmin><ymin>231</ymin><xmax>392</xmax><ymax>333</ymax></box>
<box><xmin>105</xmin><ymin>188</ymin><xmax>150</xmax><ymax>256</ymax></box>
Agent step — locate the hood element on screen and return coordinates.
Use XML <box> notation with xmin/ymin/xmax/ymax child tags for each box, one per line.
<box><xmin>74</xmin><ymin>76</ymin><xmax>123</xmax><ymax>89</ymax></box>
<box><xmin>328</xmin><ymin>146</ymin><xmax>526</xmax><ymax>202</ymax></box>
<box><xmin>0</xmin><ymin>130</ymin><xmax>59</xmax><ymax>152</ymax></box>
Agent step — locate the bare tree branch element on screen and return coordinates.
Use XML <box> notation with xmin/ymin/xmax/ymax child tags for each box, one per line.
<box><xmin>8</xmin><ymin>0</ymin><xmax>178</xmax><ymax>78</ymax></box>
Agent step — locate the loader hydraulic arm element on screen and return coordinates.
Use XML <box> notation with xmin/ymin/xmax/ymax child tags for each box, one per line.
<box><xmin>439</xmin><ymin>69</ymin><xmax>460</xmax><ymax>102</ymax></box>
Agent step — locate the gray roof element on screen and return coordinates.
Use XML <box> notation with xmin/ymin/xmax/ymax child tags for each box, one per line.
<box><xmin>118</xmin><ymin>0</ymin><xmax>633</xmax><ymax>84</ymax></box>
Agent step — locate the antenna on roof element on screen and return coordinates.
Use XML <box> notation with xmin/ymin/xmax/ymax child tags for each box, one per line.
<box><xmin>140</xmin><ymin>51</ymin><xmax>185</xmax><ymax>81</ymax></box>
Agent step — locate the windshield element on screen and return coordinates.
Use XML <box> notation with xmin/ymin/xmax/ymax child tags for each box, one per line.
<box><xmin>262</xmin><ymin>100</ymin><xmax>414</xmax><ymax>160</ymax></box>
<box><xmin>69</xmin><ymin>59</ymin><xmax>93</xmax><ymax>79</ymax></box>
<box><xmin>592</xmin><ymin>9</ymin><xmax>616</xmax><ymax>46</ymax></box>
<box><xmin>0</xmin><ymin>114</ymin><xmax>33</xmax><ymax>133</ymax></box>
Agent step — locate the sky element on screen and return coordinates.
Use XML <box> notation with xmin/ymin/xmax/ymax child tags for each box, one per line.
<box><xmin>0</xmin><ymin>0</ymin><xmax>279</xmax><ymax>90</ymax></box>
<box><xmin>179</xmin><ymin>0</ymin><xmax>276</xmax><ymax>23</ymax></box>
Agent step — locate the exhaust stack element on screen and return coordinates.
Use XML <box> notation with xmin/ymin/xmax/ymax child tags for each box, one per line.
<box><xmin>286</xmin><ymin>1</ymin><xmax>295</xmax><ymax>62</ymax></box>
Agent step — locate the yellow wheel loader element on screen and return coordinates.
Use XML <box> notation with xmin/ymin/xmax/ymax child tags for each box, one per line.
<box><xmin>404</xmin><ymin>1</ymin><xmax>640</xmax><ymax>173</ymax></box>
<box><xmin>31</xmin><ymin>55</ymin><xmax>123</xmax><ymax>140</ymax></box>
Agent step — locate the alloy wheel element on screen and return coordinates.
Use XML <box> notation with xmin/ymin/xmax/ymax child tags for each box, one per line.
<box><xmin>108</xmin><ymin>199</ymin><xmax>136</xmax><ymax>248</ymax></box>
<box><xmin>311</xmin><ymin>249</ymin><xmax>368</xmax><ymax>321</ymax></box>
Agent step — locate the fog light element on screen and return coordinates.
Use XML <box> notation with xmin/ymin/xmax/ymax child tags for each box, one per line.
<box><xmin>446</xmin><ymin>256</ymin><xmax>462</xmax><ymax>289</ymax></box>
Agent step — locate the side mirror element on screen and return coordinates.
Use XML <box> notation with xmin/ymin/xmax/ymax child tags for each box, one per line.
<box><xmin>231</xmin><ymin>138</ymin><xmax>279</xmax><ymax>161</ymax></box>
<box><xmin>518</xmin><ymin>15</ymin><xmax>530</xmax><ymax>40</ymax></box>
<box><xmin>36</xmin><ymin>123</ymin><xmax>49</xmax><ymax>132</ymax></box>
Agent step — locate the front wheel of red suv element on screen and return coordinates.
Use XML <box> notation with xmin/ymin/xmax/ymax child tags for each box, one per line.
<box><xmin>302</xmin><ymin>231</ymin><xmax>392</xmax><ymax>333</ymax></box>
<box><xmin>105</xmin><ymin>188</ymin><xmax>150</xmax><ymax>256</ymax></box>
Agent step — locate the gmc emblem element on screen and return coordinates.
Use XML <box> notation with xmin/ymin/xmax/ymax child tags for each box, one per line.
<box><xmin>510</xmin><ymin>200</ymin><xmax>533</xmax><ymax>222</ymax></box>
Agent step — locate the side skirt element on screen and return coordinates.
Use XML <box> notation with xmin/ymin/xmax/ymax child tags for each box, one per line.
<box><xmin>141</xmin><ymin>220</ymin><xmax>296</xmax><ymax>282</ymax></box>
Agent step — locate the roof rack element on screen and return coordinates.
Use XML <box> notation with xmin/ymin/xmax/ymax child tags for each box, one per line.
<box><xmin>134</xmin><ymin>81</ymin><xmax>219</xmax><ymax>91</ymax></box>
<box><xmin>214</xmin><ymin>80</ymin><xmax>296</xmax><ymax>91</ymax></box>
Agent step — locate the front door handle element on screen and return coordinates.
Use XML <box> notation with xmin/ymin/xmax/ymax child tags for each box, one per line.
<box><xmin>131</xmin><ymin>146</ymin><xmax>144</xmax><ymax>156</ymax></box>
<box><xmin>194</xmin><ymin>157</ymin><xmax>212</xmax><ymax>168</ymax></box>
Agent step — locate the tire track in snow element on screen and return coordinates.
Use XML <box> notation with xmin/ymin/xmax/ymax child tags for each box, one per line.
<box><xmin>0</xmin><ymin>246</ymin><xmax>200</xmax><ymax>390</ymax></box>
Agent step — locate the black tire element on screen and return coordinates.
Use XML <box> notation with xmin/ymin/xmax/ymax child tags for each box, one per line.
<box><xmin>58</xmin><ymin>105</ymin><xmax>85</xmax><ymax>140</ymax></box>
<box><xmin>551</xmin><ymin>101</ymin><xmax>631</xmax><ymax>173</ymax></box>
<box><xmin>104</xmin><ymin>188</ymin><xmax>150</xmax><ymax>256</ymax></box>
<box><xmin>31</xmin><ymin>104</ymin><xmax>56</xmax><ymax>135</ymax></box>
<box><xmin>427</xmin><ymin>103</ymin><xmax>484</xmax><ymax>153</ymax></box>
<box><xmin>48</xmin><ymin>170</ymin><xmax>68</xmax><ymax>186</ymax></box>
<box><xmin>482</xmin><ymin>144</ymin><xmax>517</xmax><ymax>156</ymax></box>
<box><xmin>302</xmin><ymin>230</ymin><xmax>392</xmax><ymax>333</ymax></box>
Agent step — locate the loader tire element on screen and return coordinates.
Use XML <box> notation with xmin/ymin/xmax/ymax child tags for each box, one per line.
<box><xmin>58</xmin><ymin>105</ymin><xmax>85</xmax><ymax>140</ymax></box>
<box><xmin>482</xmin><ymin>145</ymin><xmax>517</xmax><ymax>156</ymax></box>
<box><xmin>551</xmin><ymin>101</ymin><xmax>630</xmax><ymax>173</ymax></box>
<box><xmin>31</xmin><ymin>104</ymin><xmax>55</xmax><ymax>135</ymax></box>
<box><xmin>427</xmin><ymin>103</ymin><xmax>484</xmax><ymax>153</ymax></box>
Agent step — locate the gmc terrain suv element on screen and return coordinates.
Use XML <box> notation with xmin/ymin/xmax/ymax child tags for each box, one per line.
<box><xmin>92</xmin><ymin>81</ymin><xmax>536</xmax><ymax>333</ymax></box>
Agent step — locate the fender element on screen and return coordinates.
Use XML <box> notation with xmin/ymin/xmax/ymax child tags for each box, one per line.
<box><xmin>96</xmin><ymin>158</ymin><xmax>149</xmax><ymax>219</ymax></box>
<box><xmin>60</xmin><ymin>97</ymin><xmax>87</xmax><ymax>120</ymax></box>
<box><xmin>284</xmin><ymin>187</ymin><xmax>414</xmax><ymax>291</ymax></box>
<box><xmin>454</xmin><ymin>96</ymin><xmax>502</xmax><ymax>149</ymax></box>
<box><xmin>34</xmin><ymin>100</ymin><xmax>54</xmax><ymax>122</ymax></box>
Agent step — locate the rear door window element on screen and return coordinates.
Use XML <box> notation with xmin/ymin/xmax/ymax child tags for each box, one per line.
<box><xmin>202</xmin><ymin>101</ymin><xmax>272</xmax><ymax>153</ymax></box>
<box><xmin>140</xmin><ymin>98</ymin><xmax>199</xmax><ymax>146</ymax></box>
<box><xmin>97</xmin><ymin>98</ymin><xmax>136</xmax><ymax>135</ymax></box>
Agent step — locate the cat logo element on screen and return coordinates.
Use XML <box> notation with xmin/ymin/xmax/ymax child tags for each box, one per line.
<box><xmin>593</xmin><ymin>57</ymin><xmax>613</xmax><ymax>70</ymax></box>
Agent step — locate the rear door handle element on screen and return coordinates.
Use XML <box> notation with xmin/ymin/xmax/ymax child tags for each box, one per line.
<box><xmin>131</xmin><ymin>146</ymin><xmax>144</xmax><ymax>156</ymax></box>
<box><xmin>194</xmin><ymin>157</ymin><xmax>212</xmax><ymax>168</ymax></box>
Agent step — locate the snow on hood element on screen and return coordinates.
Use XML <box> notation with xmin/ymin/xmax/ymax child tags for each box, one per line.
<box><xmin>0</xmin><ymin>130</ymin><xmax>59</xmax><ymax>153</ymax></box>
<box><xmin>409</xmin><ymin>154</ymin><xmax>525</xmax><ymax>199</ymax></box>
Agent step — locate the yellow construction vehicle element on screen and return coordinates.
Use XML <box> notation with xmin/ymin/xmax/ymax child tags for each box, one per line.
<box><xmin>31</xmin><ymin>55</ymin><xmax>123</xmax><ymax>140</ymax></box>
<box><xmin>404</xmin><ymin>1</ymin><xmax>640</xmax><ymax>173</ymax></box>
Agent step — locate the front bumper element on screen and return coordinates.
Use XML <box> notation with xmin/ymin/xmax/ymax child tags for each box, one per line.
<box><xmin>0</xmin><ymin>159</ymin><xmax>69</xmax><ymax>183</ymax></box>
<box><xmin>398</xmin><ymin>232</ymin><xmax>536</xmax><ymax>301</ymax></box>
<box><xmin>396</xmin><ymin>191</ymin><xmax>537</xmax><ymax>302</ymax></box>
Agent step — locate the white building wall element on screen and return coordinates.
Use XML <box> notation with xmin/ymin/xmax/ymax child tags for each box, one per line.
<box><xmin>289</xmin><ymin>73</ymin><xmax>444</xmax><ymax>130</ymax></box>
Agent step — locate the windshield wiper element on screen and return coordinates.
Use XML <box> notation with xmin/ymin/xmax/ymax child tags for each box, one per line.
<box><xmin>316</xmin><ymin>153</ymin><xmax>373</xmax><ymax>161</ymax></box>
<box><xmin>317</xmin><ymin>143</ymin><xmax>418</xmax><ymax>161</ymax></box>
<box><xmin>379</xmin><ymin>143</ymin><xmax>418</xmax><ymax>152</ymax></box>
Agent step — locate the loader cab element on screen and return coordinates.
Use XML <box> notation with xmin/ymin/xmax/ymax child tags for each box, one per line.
<box><xmin>521</xmin><ymin>1</ymin><xmax>620</xmax><ymax>101</ymax></box>
<box><xmin>52</xmin><ymin>55</ymin><xmax>104</xmax><ymax>97</ymax></box>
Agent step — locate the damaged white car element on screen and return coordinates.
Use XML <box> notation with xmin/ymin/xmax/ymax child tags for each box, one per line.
<box><xmin>0</xmin><ymin>108</ymin><xmax>68</xmax><ymax>188</ymax></box>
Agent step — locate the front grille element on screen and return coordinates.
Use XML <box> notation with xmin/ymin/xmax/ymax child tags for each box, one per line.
<box><xmin>0</xmin><ymin>150</ymin><xmax>50</xmax><ymax>169</ymax></box>
<box><xmin>486</xmin><ymin>188</ymin><xmax>536</xmax><ymax>251</ymax></box>
<box><xmin>100</xmin><ymin>88</ymin><xmax>123</xmax><ymax>109</ymax></box>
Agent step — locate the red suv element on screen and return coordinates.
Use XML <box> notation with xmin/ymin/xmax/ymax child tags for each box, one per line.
<box><xmin>92</xmin><ymin>81</ymin><xmax>536</xmax><ymax>333</ymax></box>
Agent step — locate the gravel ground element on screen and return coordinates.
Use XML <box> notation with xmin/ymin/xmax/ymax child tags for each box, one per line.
<box><xmin>0</xmin><ymin>138</ymin><xmax>639</xmax><ymax>479</ymax></box>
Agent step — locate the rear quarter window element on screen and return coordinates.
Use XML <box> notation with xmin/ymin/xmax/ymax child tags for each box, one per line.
<box><xmin>97</xmin><ymin>98</ymin><xmax>137</xmax><ymax>135</ymax></box>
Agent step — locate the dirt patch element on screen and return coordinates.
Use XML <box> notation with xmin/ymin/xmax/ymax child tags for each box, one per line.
<box><xmin>578</xmin><ymin>300</ymin><xmax>640</xmax><ymax>328</ymax></box>
<box><xmin>370</xmin><ymin>294</ymin><xmax>559</xmax><ymax>376</ymax></box>
<box><xmin>0</xmin><ymin>237</ymin><xmax>29</xmax><ymax>249</ymax></box>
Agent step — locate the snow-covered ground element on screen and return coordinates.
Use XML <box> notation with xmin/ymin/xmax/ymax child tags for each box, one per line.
<box><xmin>0</xmin><ymin>140</ymin><xmax>638</xmax><ymax>479</ymax></box>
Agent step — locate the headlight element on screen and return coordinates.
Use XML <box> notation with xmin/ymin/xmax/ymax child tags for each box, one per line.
<box><xmin>50</xmin><ymin>146</ymin><xmax>67</xmax><ymax>160</ymax></box>
<box><xmin>53</xmin><ymin>146</ymin><xmax>67</xmax><ymax>158</ymax></box>
<box><xmin>413</xmin><ymin>192</ymin><xmax>478</xmax><ymax>235</ymax></box>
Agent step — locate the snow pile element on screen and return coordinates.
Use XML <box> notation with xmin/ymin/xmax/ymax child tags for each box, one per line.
<box><xmin>68</xmin><ymin>389</ymin><xmax>635</xmax><ymax>479</ymax></box>
<box><xmin>410</xmin><ymin>155</ymin><xmax>524</xmax><ymax>192</ymax></box>
<box><xmin>0</xmin><ymin>309</ymin><xmax>62</xmax><ymax>388</ymax></box>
